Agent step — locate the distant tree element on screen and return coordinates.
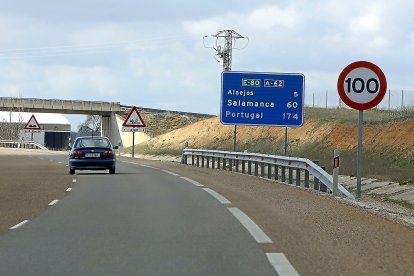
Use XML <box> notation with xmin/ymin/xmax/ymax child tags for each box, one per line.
<box><xmin>77</xmin><ymin>115</ymin><xmax>101</xmax><ymax>136</ymax></box>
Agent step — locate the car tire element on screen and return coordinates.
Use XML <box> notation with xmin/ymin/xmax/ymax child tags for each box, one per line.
<box><xmin>109</xmin><ymin>168</ymin><xmax>115</xmax><ymax>174</ymax></box>
<box><xmin>70</xmin><ymin>168</ymin><xmax>75</xmax><ymax>175</ymax></box>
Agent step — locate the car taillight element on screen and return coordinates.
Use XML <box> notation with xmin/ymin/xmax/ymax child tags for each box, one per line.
<box><xmin>70</xmin><ymin>151</ymin><xmax>84</xmax><ymax>158</ymax></box>
<box><xmin>103</xmin><ymin>150</ymin><xmax>113</xmax><ymax>157</ymax></box>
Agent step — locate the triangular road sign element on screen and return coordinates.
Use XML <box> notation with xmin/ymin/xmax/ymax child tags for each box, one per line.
<box><xmin>24</xmin><ymin>115</ymin><xmax>41</xmax><ymax>130</ymax></box>
<box><xmin>122</xmin><ymin>106</ymin><xmax>146</xmax><ymax>128</ymax></box>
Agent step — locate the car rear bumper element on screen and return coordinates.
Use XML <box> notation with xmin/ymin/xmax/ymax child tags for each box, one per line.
<box><xmin>69</xmin><ymin>159</ymin><xmax>115</xmax><ymax>170</ymax></box>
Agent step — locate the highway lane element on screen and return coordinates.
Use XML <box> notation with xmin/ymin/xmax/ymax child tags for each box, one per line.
<box><xmin>0</xmin><ymin>157</ymin><xmax>276</xmax><ymax>275</ymax></box>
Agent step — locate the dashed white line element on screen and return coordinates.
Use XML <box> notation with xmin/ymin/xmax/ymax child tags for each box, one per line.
<box><xmin>180</xmin><ymin>177</ymin><xmax>204</xmax><ymax>187</ymax></box>
<box><xmin>65</xmin><ymin>164</ymin><xmax>69</xmax><ymax>167</ymax></box>
<box><xmin>48</xmin><ymin>200</ymin><xmax>59</xmax><ymax>206</ymax></box>
<box><xmin>66</xmin><ymin>188</ymin><xmax>72</xmax><ymax>192</ymax></box>
<box><xmin>10</xmin><ymin>220</ymin><xmax>30</xmax><ymax>230</ymax></box>
<box><xmin>227</xmin><ymin>207</ymin><xmax>272</xmax><ymax>243</ymax></box>
<box><xmin>266</xmin><ymin>253</ymin><xmax>299</xmax><ymax>276</ymax></box>
<box><xmin>139</xmin><ymin>164</ymin><xmax>156</xmax><ymax>169</ymax></box>
<box><xmin>162</xmin><ymin>170</ymin><xmax>180</xmax><ymax>177</ymax></box>
<box><xmin>203</xmin><ymin>188</ymin><xmax>231</xmax><ymax>204</ymax></box>
<box><xmin>72</xmin><ymin>179</ymin><xmax>77</xmax><ymax>183</ymax></box>
<box><xmin>58</xmin><ymin>161</ymin><xmax>62</xmax><ymax>164</ymax></box>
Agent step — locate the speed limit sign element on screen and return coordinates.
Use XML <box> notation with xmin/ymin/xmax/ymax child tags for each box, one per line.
<box><xmin>337</xmin><ymin>61</ymin><xmax>387</xmax><ymax>110</ymax></box>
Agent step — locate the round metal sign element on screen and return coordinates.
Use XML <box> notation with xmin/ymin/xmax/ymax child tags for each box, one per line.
<box><xmin>337</xmin><ymin>61</ymin><xmax>387</xmax><ymax>110</ymax></box>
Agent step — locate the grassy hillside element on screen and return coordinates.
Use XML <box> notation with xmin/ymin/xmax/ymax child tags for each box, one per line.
<box><xmin>132</xmin><ymin>107</ymin><xmax>414</xmax><ymax>183</ymax></box>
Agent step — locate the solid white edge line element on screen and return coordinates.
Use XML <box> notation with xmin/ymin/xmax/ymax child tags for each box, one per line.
<box><xmin>202</xmin><ymin>188</ymin><xmax>231</xmax><ymax>204</ymax></box>
<box><xmin>227</xmin><ymin>207</ymin><xmax>272</xmax><ymax>243</ymax></box>
<box><xmin>266</xmin><ymin>253</ymin><xmax>299</xmax><ymax>276</ymax></box>
<box><xmin>10</xmin><ymin>220</ymin><xmax>30</xmax><ymax>230</ymax></box>
<box><xmin>180</xmin><ymin>177</ymin><xmax>204</xmax><ymax>187</ymax></box>
<box><xmin>121</xmin><ymin>161</ymin><xmax>156</xmax><ymax>169</ymax></box>
<box><xmin>66</xmin><ymin>188</ymin><xmax>72</xmax><ymax>192</ymax></box>
<box><xmin>48</xmin><ymin>200</ymin><xmax>59</xmax><ymax>206</ymax></box>
<box><xmin>162</xmin><ymin>169</ymin><xmax>180</xmax><ymax>177</ymax></box>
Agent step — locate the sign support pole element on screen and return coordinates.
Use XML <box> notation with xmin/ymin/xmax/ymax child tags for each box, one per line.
<box><xmin>284</xmin><ymin>127</ymin><xmax>288</xmax><ymax>156</ymax></box>
<box><xmin>233</xmin><ymin>125</ymin><xmax>237</xmax><ymax>151</ymax></box>
<box><xmin>132</xmin><ymin>132</ymin><xmax>135</xmax><ymax>159</ymax></box>
<box><xmin>356</xmin><ymin>110</ymin><xmax>363</xmax><ymax>199</ymax></box>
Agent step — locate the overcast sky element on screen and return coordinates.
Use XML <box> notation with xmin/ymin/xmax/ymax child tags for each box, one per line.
<box><xmin>0</xmin><ymin>0</ymin><xmax>413</xmax><ymax>129</ymax></box>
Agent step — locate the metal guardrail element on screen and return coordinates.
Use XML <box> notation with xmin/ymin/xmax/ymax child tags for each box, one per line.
<box><xmin>0</xmin><ymin>140</ymin><xmax>48</xmax><ymax>150</ymax></box>
<box><xmin>182</xmin><ymin>149</ymin><xmax>353</xmax><ymax>198</ymax></box>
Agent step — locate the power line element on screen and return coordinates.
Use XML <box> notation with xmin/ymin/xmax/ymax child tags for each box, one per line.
<box><xmin>0</xmin><ymin>35</ymin><xmax>192</xmax><ymax>59</ymax></box>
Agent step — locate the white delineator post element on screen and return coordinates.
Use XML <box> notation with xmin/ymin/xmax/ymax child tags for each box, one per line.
<box><xmin>332</xmin><ymin>149</ymin><xmax>340</xmax><ymax>196</ymax></box>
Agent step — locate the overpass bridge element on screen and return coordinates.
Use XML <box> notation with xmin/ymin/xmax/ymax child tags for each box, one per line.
<box><xmin>0</xmin><ymin>97</ymin><xmax>214</xmax><ymax>149</ymax></box>
<box><xmin>0</xmin><ymin>97</ymin><xmax>122</xmax><ymax>146</ymax></box>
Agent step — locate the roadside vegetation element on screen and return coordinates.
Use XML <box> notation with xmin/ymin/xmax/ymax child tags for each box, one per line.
<box><xmin>129</xmin><ymin>107</ymin><xmax>414</xmax><ymax>184</ymax></box>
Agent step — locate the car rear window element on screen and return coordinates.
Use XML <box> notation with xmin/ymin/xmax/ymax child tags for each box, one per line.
<box><xmin>75</xmin><ymin>138</ymin><xmax>111</xmax><ymax>148</ymax></box>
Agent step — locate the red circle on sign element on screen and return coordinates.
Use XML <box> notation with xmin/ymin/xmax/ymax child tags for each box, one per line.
<box><xmin>337</xmin><ymin>61</ymin><xmax>387</xmax><ymax>110</ymax></box>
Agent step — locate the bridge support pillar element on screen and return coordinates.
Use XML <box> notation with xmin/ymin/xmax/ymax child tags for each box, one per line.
<box><xmin>101</xmin><ymin>113</ymin><xmax>122</xmax><ymax>147</ymax></box>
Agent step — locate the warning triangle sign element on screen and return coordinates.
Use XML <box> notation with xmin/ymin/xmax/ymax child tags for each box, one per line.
<box><xmin>122</xmin><ymin>106</ymin><xmax>146</xmax><ymax>127</ymax></box>
<box><xmin>24</xmin><ymin>115</ymin><xmax>41</xmax><ymax>130</ymax></box>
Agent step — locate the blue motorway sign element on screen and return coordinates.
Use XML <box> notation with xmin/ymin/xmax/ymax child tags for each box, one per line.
<box><xmin>221</xmin><ymin>71</ymin><xmax>305</xmax><ymax>127</ymax></box>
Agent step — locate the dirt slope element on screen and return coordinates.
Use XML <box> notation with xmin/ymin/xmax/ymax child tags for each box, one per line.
<box><xmin>138</xmin><ymin>116</ymin><xmax>414</xmax><ymax>157</ymax></box>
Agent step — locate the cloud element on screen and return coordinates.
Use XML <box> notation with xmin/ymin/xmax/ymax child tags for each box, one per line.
<box><xmin>43</xmin><ymin>65</ymin><xmax>119</xmax><ymax>98</ymax></box>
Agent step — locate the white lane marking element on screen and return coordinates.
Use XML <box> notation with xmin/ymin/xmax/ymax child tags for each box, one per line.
<box><xmin>162</xmin><ymin>169</ymin><xmax>180</xmax><ymax>177</ymax></box>
<box><xmin>72</xmin><ymin>179</ymin><xmax>77</xmax><ymax>183</ymax></box>
<box><xmin>48</xmin><ymin>200</ymin><xmax>59</xmax><ymax>206</ymax></box>
<box><xmin>140</xmin><ymin>164</ymin><xmax>156</xmax><ymax>169</ymax></box>
<box><xmin>228</xmin><ymin>207</ymin><xmax>272</xmax><ymax>243</ymax></box>
<box><xmin>58</xmin><ymin>161</ymin><xmax>62</xmax><ymax>164</ymax></box>
<box><xmin>65</xmin><ymin>164</ymin><xmax>69</xmax><ymax>167</ymax></box>
<box><xmin>203</xmin><ymin>188</ymin><xmax>231</xmax><ymax>204</ymax></box>
<box><xmin>266</xmin><ymin>253</ymin><xmax>299</xmax><ymax>276</ymax></box>
<box><xmin>10</xmin><ymin>220</ymin><xmax>30</xmax><ymax>230</ymax></box>
<box><xmin>180</xmin><ymin>177</ymin><xmax>204</xmax><ymax>187</ymax></box>
<box><xmin>66</xmin><ymin>188</ymin><xmax>72</xmax><ymax>192</ymax></box>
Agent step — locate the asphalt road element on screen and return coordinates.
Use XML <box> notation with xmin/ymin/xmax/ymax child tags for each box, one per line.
<box><xmin>0</xmin><ymin>153</ymin><xmax>277</xmax><ymax>275</ymax></box>
<box><xmin>1</xmin><ymin>149</ymin><xmax>413</xmax><ymax>275</ymax></box>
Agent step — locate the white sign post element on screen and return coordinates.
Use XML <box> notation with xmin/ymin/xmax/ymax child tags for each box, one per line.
<box><xmin>122</xmin><ymin>106</ymin><xmax>146</xmax><ymax>158</ymax></box>
<box><xmin>337</xmin><ymin>61</ymin><xmax>387</xmax><ymax>199</ymax></box>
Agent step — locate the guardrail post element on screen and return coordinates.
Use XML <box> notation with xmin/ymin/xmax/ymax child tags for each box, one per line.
<box><xmin>235</xmin><ymin>159</ymin><xmax>239</xmax><ymax>172</ymax></box>
<box><xmin>261</xmin><ymin>162</ymin><xmax>265</xmax><ymax>177</ymax></box>
<box><xmin>313</xmin><ymin>160</ymin><xmax>320</xmax><ymax>190</ymax></box>
<box><xmin>223</xmin><ymin>158</ymin><xmax>227</xmax><ymax>170</ymax></box>
<box><xmin>212</xmin><ymin>157</ymin><xmax>215</xmax><ymax>168</ymax></box>
<box><xmin>192</xmin><ymin>155</ymin><xmax>195</xmax><ymax>166</ymax></box>
<box><xmin>305</xmin><ymin>170</ymin><xmax>310</xmax><ymax>188</ymax></box>
<box><xmin>281</xmin><ymin>166</ymin><xmax>286</xmax><ymax>182</ymax></box>
<box><xmin>196</xmin><ymin>156</ymin><xmax>200</xmax><ymax>167</ymax></box>
<box><xmin>320</xmin><ymin>166</ymin><xmax>327</xmax><ymax>192</ymax></box>
<box><xmin>288</xmin><ymin>167</ymin><xmax>293</xmax><ymax>184</ymax></box>
<box><xmin>296</xmin><ymin>169</ymin><xmax>301</xmax><ymax>186</ymax></box>
<box><xmin>229</xmin><ymin>159</ymin><xmax>233</xmax><ymax>171</ymax></box>
<box><xmin>201</xmin><ymin>156</ymin><xmax>205</xmax><ymax>168</ymax></box>
<box><xmin>248</xmin><ymin>161</ymin><xmax>252</xmax><ymax>175</ymax></box>
<box><xmin>267</xmin><ymin>164</ymin><xmax>272</xmax><ymax>179</ymax></box>
<box><xmin>254</xmin><ymin>161</ymin><xmax>259</xmax><ymax>176</ymax></box>
<box><xmin>275</xmin><ymin>165</ymin><xmax>279</xmax><ymax>180</ymax></box>
<box><xmin>242</xmin><ymin>160</ymin><xmax>246</xmax><ymax>174</ymax></box>
<box><xmin>206</xmin><ymin>156</ymin><xmax>210</xmax><ymax>168</ymax></box>
<box><xmin>218</xmin><ymin>157</ymin><xmax>221</xmax><ymax>169</ymax></box>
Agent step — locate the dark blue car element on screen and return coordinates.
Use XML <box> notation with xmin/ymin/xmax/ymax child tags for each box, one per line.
<box><xmin>69</xmin><ymin>136</ymin><xmax>118</xmax><ymax>175</ymax></box>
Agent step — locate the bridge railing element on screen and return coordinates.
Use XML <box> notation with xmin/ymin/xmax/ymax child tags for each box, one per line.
<box><xmin>0</xmin><ymin>140</ymin><xmax>48</xmax><ymax>150</ymax></box>
<box><xmin>182</xmin><ymin>148</ymin><xmax>353</xmax><ymax>198</ymax></box>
